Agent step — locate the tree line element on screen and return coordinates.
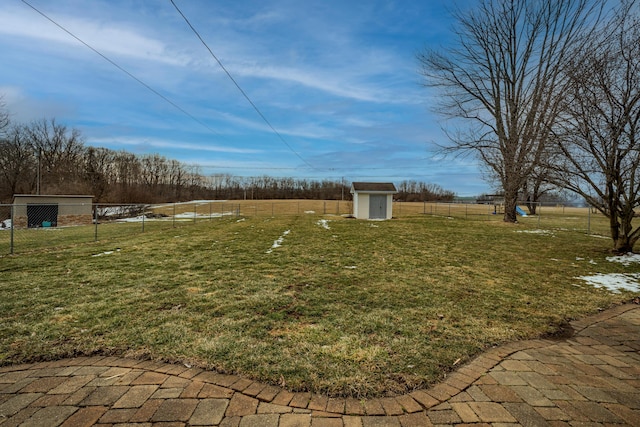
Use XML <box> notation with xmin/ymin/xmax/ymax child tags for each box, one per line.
<box><xmin>419</xmin><ymin>0</ymin><xmax>640</xmax><ymax>252</ymax></box>
<box><xmin>0</xmin><ymin>110</ymin><xmax>454</xmax><ymax>204</ymax></box>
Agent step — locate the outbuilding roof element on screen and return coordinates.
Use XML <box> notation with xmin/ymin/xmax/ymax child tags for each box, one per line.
<box><xmin>350</xmin><ymin>182</ymin><xmax>397</xmax><ymax>193</ymax></box>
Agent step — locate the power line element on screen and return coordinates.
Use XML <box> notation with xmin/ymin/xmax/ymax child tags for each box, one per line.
<box><xmin>21</xmin><ymin>0</ymin><xmax>220</xmax><ymax>136</ymax></box>
<box><xmin>169</xmin><ymin>0</ymin><xmax>316</xmax><ymax>170</ymax></box>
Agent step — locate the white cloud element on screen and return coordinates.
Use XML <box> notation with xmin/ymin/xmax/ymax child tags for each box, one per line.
<box><xmin>0</xmin><ymin>5</ymin><xmax>187</xmax><ymax>66</ymax></box>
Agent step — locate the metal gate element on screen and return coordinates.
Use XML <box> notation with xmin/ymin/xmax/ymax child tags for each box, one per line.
<box><xmin>369</xmin><ymin>195</ymin><xmax>387</xmax><ymax>219</ymax></box>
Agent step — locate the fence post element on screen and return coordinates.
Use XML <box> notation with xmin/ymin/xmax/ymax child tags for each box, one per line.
<box><xmin>173</xmin><ymin>203</ymin><xmax>176</xmax><ymax>228</ymax></box>
<box><xmin>142</xmin><ymin>206</ymin><xmax>145</xmax><ymax>232</ymax></box>
<box><xmin>193</xmin><ymin>204</ymin><xmax>197</xmax><ymax>223</ymax></box>
<box><xmin>538</xmin><ymin>203</ymin><xmax>541</xmax><ymax>228</ymax></box>
<box><xmin>10</xmin><ymin>204</ymin><xmax>14</xmax><ymax>255</ymax></box>
<box><xmin>94</xmin><ymin>205</ymin><xmax>98</xmax><ymax>242</ymax></box>
<box><xmin>587</xmin><ymin>207</ymin><xmax>591</xmax><ymax>235</ymax></box>
<box><xmin>209</xmin><ymin>202</ymin><xmax>212</xmax><ymax>221</ymax></box>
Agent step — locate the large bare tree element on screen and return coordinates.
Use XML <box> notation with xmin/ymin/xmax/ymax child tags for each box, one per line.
<box><xmin>419</xmin><ymin>0</ymin><xmax>603</xmax><ymax>222</ymax></box>
<box><xmin>551</xmin><ymin>1</ymin><xmax>640</xmax><ymax>253</ymax></box>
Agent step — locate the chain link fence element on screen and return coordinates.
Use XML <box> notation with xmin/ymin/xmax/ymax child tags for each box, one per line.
<box><xmin>395</xmin><ymin>200</ymin><xmax>610</xmax><ymax>236</ymax></box>
<box><xmin>0</xmin><ymin>199</ymin><xmax>608</xmax><ymax>255</ymax></box>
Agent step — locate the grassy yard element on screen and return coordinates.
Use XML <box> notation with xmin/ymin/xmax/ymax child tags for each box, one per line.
<box><xmin>0</xmin><ymin>212</ymin><xmax>637</xmax><ymax>397</ymax></box>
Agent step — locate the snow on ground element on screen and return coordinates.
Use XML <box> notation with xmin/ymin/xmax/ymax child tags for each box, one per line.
<box><xmin>576</xmin><ymin>273</ymin><xmax>640</xmax><ymax>293</ymax></box>
<box><xmin>173</xmin><ymin>211</ymin><xmax>228</xmax><ymax>219</ymax></box>
<box><xmin>92</xmin><ymin>249</ymin><xmax>121</xmax><ymax>257</ymax></box>
<box><xmin>317</xmin><ymin>219</ymin><xmax>330</xmax><ymax>230</ymax></box>
<box><xmin>266</xmin><ymin>230</ymin><xmax>290</xmax><ymax>253</ymax></box>
<box><xmin>606</xmin><ymin>252</ymin><xmax>640</xmax><ymax>266</ymax></box>
<box><xmin>0</xmin><ymin>219</ymin><xmax>11</xmax><ymax>230</ymax></box>
<box><xmin>577</xmin><ymin>252</ymin><xmax>640</xmax><ymax>293</ymax></box>
<box><xmin>516</xmin><ymin>229</ymin><xmax>555</xmax><ymax>236</ymax></box>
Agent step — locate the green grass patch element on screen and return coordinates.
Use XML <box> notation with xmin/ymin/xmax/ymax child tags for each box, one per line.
<box><xmin>0</xmin><ymin>214</ymin><xmax>636</xmax><ymax>397</ymax></box>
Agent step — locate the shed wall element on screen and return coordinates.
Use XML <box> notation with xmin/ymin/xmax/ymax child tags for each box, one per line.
<box><xmin>354</xmin><ymin>193</ymin><xmax>370</xmax><ymax>219</ymax></box>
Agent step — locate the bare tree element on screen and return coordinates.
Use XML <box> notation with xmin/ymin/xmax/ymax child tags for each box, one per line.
<box><xmin>83</xmin><ymin>147</ymin><xmax>117</xmax><ymax>202</ymax></box>
<box><xmin>551</xmin><ymin>1</ymin><xmax>640</xmax><ymax>253</ymax></box>
<box><xmin>25</xmin><ymin>118</ymin><xmax>85</xmax><ymax>193</ymax></box>
<box><xmin>0</xmin><ymin>124</ymin><xmax>37</xmax><ymax>201</ymax></box>
<box><xmin>418</xmin><ymin>0</ymin><xmax>603</xmax><ymax>222</ymax></box>
<box><xmin>0</xmin><ymin>95</ymin><xmax>9</xmax><ymax>136</ymax></box>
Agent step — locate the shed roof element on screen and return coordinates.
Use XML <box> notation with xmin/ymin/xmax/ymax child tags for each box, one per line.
<box><xmin>350</xmin><ymin>182</ymin><xmax>397</xmax><ymax>193</ymax></box>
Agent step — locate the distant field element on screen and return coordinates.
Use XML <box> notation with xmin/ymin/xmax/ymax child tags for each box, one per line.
<box><xmin>1</xmin><ymin>208</ymin><xmax>636</xmax><ymax>397</ymax></box>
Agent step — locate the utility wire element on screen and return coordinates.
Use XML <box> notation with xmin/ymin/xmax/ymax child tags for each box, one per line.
<box><xmin>170</xmin><ymin>0</ymin><xmax>316</xmax><ymax>170</ymax></box>
<box><xmin>21</xmin><ymin>0</ymin><xmax>220</xmax><ymax>136</ymax></box>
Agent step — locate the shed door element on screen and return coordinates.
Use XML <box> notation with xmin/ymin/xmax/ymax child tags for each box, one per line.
<box><xmin>369</xmin><ymin>195</ymin><xmax>387</xmax><ymax>219</ymax></box>
<box><xmin>27</xmin><ymin>203</ymin><xmax>58</xmax><ymax>228</ymax></box>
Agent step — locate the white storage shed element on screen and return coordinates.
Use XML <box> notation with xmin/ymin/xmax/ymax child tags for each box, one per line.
<box><xmin>350</xmin><ymin>182</ymin><xmax>397</xmax><ymax>220</ymax></box>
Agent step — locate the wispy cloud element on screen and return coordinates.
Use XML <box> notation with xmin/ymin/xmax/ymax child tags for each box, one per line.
<box><xmin>88</xmin><ymin>137</ymin><xmax>261</xmax><ymax>155</ymax></box>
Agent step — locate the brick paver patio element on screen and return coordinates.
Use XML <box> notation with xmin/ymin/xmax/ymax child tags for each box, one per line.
<box><xmin>1</xmin><ymin>303</ymin><xmax>638</xmax><ymax>426</ymax></box>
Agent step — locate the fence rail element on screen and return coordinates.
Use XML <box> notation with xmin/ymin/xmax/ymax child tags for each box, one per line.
<box><xmin>0</xmin><ymin>200</ymin><xmax>609</xmax><ymax>254</ymax></box>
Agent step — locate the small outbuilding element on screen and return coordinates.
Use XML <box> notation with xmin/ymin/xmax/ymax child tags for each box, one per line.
<box><xmin>350</xmin><ymin>182</ymin><xmax>397</xmax><ymax>220</ymax></box>
<box><xmin>12</xmin><ymin>194</ymin><xmax>94</xmax><ymax>228</ymax></box>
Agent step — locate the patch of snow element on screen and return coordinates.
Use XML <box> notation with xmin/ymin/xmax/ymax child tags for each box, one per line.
<box><xmin>317</xmin><ymin>219</ymin><xmax>330</xmax><ymax>230</ymax></box>
<box><xmin>305</xmin><ymin>210</ymin><xmax>315</xmax><ymax>214</ymax></box>
<box><xmin>576</xmin><ymin>273</ymin><xmax>640</xmax><ymax>293</ymax></box>
<box><xmin>516</xmin><ymin>229</ymin><xmax>554</xmax><ymax>236</ymax></box>
<box><xmin>174</xmin><ymin>211</ymin><xmax>228</xmax><ymax>219</ymax></box>
<box><xmin>0</xmin><ymin>219</ymin><xmax>11</xmax><ymax>229</ymax></box>
<box><xmin>344</xmin><ymin>266</ymin><xmax>357</xmax><ymax>269</ymax></box>
<box><xmin>92</xmin><ymin>249</ymin><xmax>121</xmax><ymax>257</ymax></box>
<box><xmin>117</xmin><ymin>215</ymin><xmax>147</xmax><ymax>223</ymax></box>
<box><xmin>606</xmin><ymin>253</ymin><xmax>640</xmax><ymax>266</ymax></box>
<box><xmin>266</xmin><ymin>230</ymin><xmax>290</xmax><ymax>253</ymax></box>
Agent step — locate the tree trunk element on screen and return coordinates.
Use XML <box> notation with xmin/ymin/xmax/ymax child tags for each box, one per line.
<box><xmin>503</xmin><ymin>188</ymin><xmax>518</xmax><ymax>223</ymax></box>
<box><xmin>526</xmin><ymin>196</ymin><xmax>537</xmax><ymax>215</ymax></box>
<box><xmin>613</xmin><ymin>209</ymin><xmax>640</xmax><ymax>253</ymax></box>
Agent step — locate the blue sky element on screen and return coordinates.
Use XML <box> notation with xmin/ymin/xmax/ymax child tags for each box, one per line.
<box><xmin>0</xmin><ymin>0</ymin><xmax>489</xmax><ymax>197</ymax></box>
